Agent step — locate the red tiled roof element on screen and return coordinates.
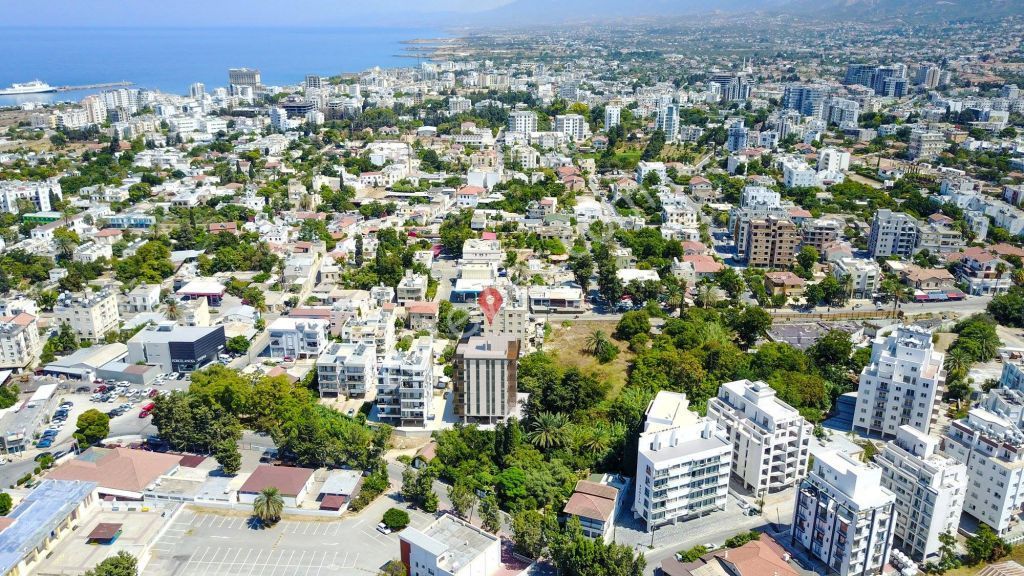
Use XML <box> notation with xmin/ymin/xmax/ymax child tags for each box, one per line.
<box><xmin>239</xmin><ymin>465</ymin><xmax>314</xmax><ymax>497</ymax></box>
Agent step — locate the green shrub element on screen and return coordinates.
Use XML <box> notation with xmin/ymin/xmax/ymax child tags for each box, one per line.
<box><xmin>382</xmin><ymin>508</ymin><xmax>410</xmax><ymax>531</ymax></box>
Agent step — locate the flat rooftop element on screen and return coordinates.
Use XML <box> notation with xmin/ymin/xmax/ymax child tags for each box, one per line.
<box><xmin>0</xmin><ymin>480</ymin><xmax>97</xmax><ymax>574</ymax></box>
<box><xmin>402</xmin><ymin>514</ymin><xmax>498</xmax><ymax>573</ymax></box>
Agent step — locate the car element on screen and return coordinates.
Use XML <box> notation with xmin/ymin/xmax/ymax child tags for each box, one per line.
<box><xmin>119</xmin><ymin>403</ymin><xmax>132</xmax><ymax>410</ymax></box>
<box><xmin>106</xmin><ymin>397</ymin><xmax>116</xmax><ymax>403</ymax></box>
<box><xmin>139</xmin><ymin>410</ymin><xmax>151</xmax><ymax>418</ymax></box>
<box><xmin>42</xmin><ymin>429</ymin><xmax>58</xmax><ymax>437</ymax></box>
<box><xmin>34</xmin><ymin>451</ymin><xmax>53</xmax><ymax>462</ymax></box>
<box><xmin>36</xmin><ymin>439</ymin><xmax>52</xmax><ymax>448</ymax></box>
<box><xmin>76</xmin><ymin>386</ymin><xmax>91</xmax><ymax>393</ymax></box>
<box><xmin>148</xmin><ymin>389</ymin><xmax>159</xmax><ymax>398</ymax></box>
<box><xmin>94</xmin><ymin>385</ymin><xmax>108</xmax><ymax>393</ymax></box>
<box><xmin>347</xmin><ymin>408</ymin><xmax>355</xmax><ymax>417</ymax></box>
<box><xmin>704</xmin><ymin>543</ymin><xmax>718</xmax><ymax>551</ymax></box>
<box><xmin>60</xmin><ymin>400</ymin><xmax>73</xmax><ymax>407</ymax></box>
<box><xmin>376</xmin><ymin>522</ymin><xmax>392</xmax><ymax>535</ymax></box>
<box><xmin>283</xmin><ymin>356</ymin><xmax>294</xmax><ymax>362</ymax></box>
<box><xmin>106</xmin><ymin>410</ymin><xmax>119</xmax><ymax>418</ymax></box>
<box><xmin>140</xmin><ymin>401</ymin><xmax>156</xmax><ymax>413</ymax></box>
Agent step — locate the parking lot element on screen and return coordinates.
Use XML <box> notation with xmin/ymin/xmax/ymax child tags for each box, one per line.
<box><xmin>144</xmin><ymin>498</ymin><xmax>436</xmax><ymax>576</ymax></box>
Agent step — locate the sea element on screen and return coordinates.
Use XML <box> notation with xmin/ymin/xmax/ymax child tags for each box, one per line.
<box><xmin>0</xmin><ymin>26</ymin><xmax>446</xmax><ymax>106</ymax></box>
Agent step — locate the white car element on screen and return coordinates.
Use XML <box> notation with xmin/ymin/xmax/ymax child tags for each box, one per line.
<box><xmin>376</xmin><ymin>522</ymin><xmax>392</xmax><ymax>535</ymax></box>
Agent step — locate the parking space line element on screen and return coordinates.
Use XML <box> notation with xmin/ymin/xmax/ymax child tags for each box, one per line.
<box><xmin>246</xmin><ymin>549</ymin><xmax>265</xmax><ymax>576</ymax></box>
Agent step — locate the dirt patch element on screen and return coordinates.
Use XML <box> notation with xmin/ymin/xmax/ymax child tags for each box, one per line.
<box><xmin>544</xmin><ymin>319</ymin><xmax>633</xmax><ymax>397</ymax></box>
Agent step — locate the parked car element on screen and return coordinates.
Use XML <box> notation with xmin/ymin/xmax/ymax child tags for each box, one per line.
<box><xmin>94</xmin><ymin>385</ymin><xmax>108</xmax><ymax>393</ymax></box>
<box><xmin>36</xmin><ymin>439</ymin><xmax>52</xmax><ymax>448</ymax></box>
<box><xmin>76</xmin><ymin>386</ymin><xmax>91</xmax><ymax>393</ymax></box>
<box><xmin>376</xmin><ymin>522</ymin><xmax>392</xmax><ymax>535</ymax></box>
<box><xmin>147</xmin><ymin>389</ymin><xmax>159</xmax><ymax>398</ymax></box>
<box><xmin>34</xmin><ymin>451</ymin><xmax>53</xmax><ymax>461</ymax></box>
<box><xmin>140</xmin><ymin>402</ymin><xmax>156</xmax><ymax>413</ymax></box>
<box><xmin>139</xmin><ymin>410</ymin><xmax>151</xmax><ymax>418</ymax></box>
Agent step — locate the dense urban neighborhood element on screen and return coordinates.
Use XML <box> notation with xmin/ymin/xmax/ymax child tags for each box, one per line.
<box><xmin>2</xmin><ymin>4</ymin><xmax>1024</xmax><ymax>576</ymax></box>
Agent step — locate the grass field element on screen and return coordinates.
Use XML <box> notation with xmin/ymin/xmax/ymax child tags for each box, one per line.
<box><xmin>544</xmin><ymin>319</ymin><xmax>633</xmax><ymax>397</ymax></box>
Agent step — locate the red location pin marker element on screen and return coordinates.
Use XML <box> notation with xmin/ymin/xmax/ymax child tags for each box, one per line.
<box><xmin>478</xmin><ymin>287</ymin><xmax>503</xmax><ymax>325</ymax></box>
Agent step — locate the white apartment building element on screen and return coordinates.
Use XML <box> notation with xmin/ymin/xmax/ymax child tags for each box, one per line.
<box><xmin>942</xmin><ymin>390</ymin><xmax>1024</xmax><ymax>534</ymax></box>
<box><xmin>633</xmin><ymin>391</ymin><xmax>732</xmax><ymax>530</ymax></box>
<box><xmin>868</xmin><ymin>210</ymin><xmax>919</xmax><ymax>259</ymax></box>
<box><xmin>554</xmin><ymin>114</ymin><xmax>588</xmax><ymax>141</ymax></box>
<box><xmin>791</xmin><ymin>450</ymin><xmax>896</xmax><ymax>576</ymax></box>
<box><xmin>781</xmin><ymin>157</ymin><xmax>818</xmax><ymax>188</ymax></box>
<box><xmin>817</xmin><ymin>148</ymin><xmax>851</xmax><ymax>173</ymax></box>
<box><xmin>909</xmin><ymin>130</ymin><xmax>945</xmax><ymax>160</ymax></box>
<box><xmin>635</xmin><ymin>161</ymin><xmax>668</xmax><ymax>185</ymax></box>
<box><xmin>706</xmin><ymin>379</ymin><xmax>812</xmax><ymax>494</ymax></box>
<box><xmin>507</xmin><ymin>110</ymin><xmax>538</xmax><ymax>133</ymax></box>
<box><xmin>604</xmin><ymin>105</ymin><xmax>621</xmax><ymax>130</ymax></box>
<box><xmin>460</xmin><ymin>239</ymin><xmax>503</xmax><ymax>264</ymax></box>
<box><xmin>875</xmin><ymin>425</ymin><xmax>967</xmax><ymax>561</ymax></box>
<box><xmin>54</xmin><ymin>290</ymin><xmax>121</xmax><ymax>343</ymax></box>
<box><xmin>832</xmin><ymin>258</ymin><xmax>881</xmax><ymax>299</ymax></box>
<box><xmin>399</xmin><ymin>514</ymin><xmax>501</xmax><ymax>576</ymax></box>
<box><xmin>339</xmin><ymin>308</ymin><xmax>396</xmax><ymax>358</ymax></box>
<box><xmin>1001</xmin><ymin>357</ymin><xmax>1024</xmax><ymax>390</ymax></box>
<box><xmin>267</xmin><ymin>317</ymin><xmax>329</xmax><ymax>359</ymax></box>
<box><xmin>0</xmin><ymin>313</ymin><xmax>42</xmax><ymax>369</ymax></box>
<box><xmin>854</xmin><ymin>325</ymin><xmax>945</xmax><ymax>438</ymax></box>
<box><xmin>0</xmin><ymin>178</ymin><xmax>62</xmax><ymax>214</ymax></box>
<box><xmin>396</xmin><ymin>272</ymin><xmax>429</xmax><ymax>304</ymax></box>
<box><xmin>316</xmin><ymin>342</ymin><xmax>376</xmax><ymax>398</ymax></box>
<box><xmin>377</xmin><ymin>336</ymin><xmax>435</xmax><ymax>427</ymax></box>
<box><xmin>483</xmin><ymin>285</ymin><xmax>531</xmax><ymax>343</ymax></box>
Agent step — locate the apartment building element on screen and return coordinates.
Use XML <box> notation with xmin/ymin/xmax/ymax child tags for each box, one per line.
<box><xmin>453</xmin><ymin>336</ymin><xmax>519</xmax><ymax>424</ymax></box>
<box><xmin>915</xmin><ymin>222</ymin><xmax>963</xmax><ymax>255</ymax></box>
<box><xmin>268</xmin><ymin>317</ymin><xmax>329</xmax><ymax>359</ymax></box>
<box><xmin>400</xmin><ymin>514</ymin><xmax>500</xmax><ymax>576</ymax></box>
<box><xmin>942</xmin><ymin>394</ymin><xmax>1024</xmax><ymax>534</ymax></box>
<box><xmin>854</xmin><ymin>325</ymin><xmax>945</xmax><ymax>438</ymax></box>
<box><xmin>868</xmin><ymin>210</ymin><xmax>919</xmax><ymax>259</ymax></box>
<box><xmin>54</xmin><ymin>290</ymin><xmax>121</xmax><ymax>343</ymax></box>
<box><xmin>377</xmin><ymin>336</ymin><xmax>435</xmax><ymax>427</ymax></box>
<box><xmin>1001</xmin><ymin>356</ymin><xmax>1024</xmax><ymax>391</ymax></box>
<box><xmin>744</xmin><ymin>216</ymin><xmax>799</xmax><ymax>268</ymax></box>
<box><xmin>706</xmin><ymin>380</ymin><xmax>812</xmax><ymax>494</ymax></box>
<box><xmin>340</xmin><ymin>308</ymin><xmax>396</xmax><ymax>358</ymax></box>
<box><xmin>0</xmin><ymin>313</ymin><xmax>41</xmax><ymax>369</ymax></box>
<box><xmin>554</xmin><ymin>114</ymin><xmax>588</xmax><ymax>141</ymax></box>
<box><xmin>0</xmin><ymin>178</ymin><xmax>62</xmax><ymax>214</ymax></box>
<box><xmin>875</xmin><ymin>425</ymin><xmax>967</xmax><ymax>561</ymax></box>
<box><xmin>957</xmin><ymin>247</ymin><xmax>1013</xmax><ymax>296</ymax></box>
<box><xmin>832</xmin><ymin>258</ymin><xmax>881</xmax><ymax>299</ymax></box>
<box><xmin>507</xmin><ymin>110</ymin><xmax>538</xmax><ymax>133</ymax></box>
<box><xmin>396</xmin><ymin>272</ymin><xmax>429</xmax><ymax>304</ymax></box>
<box><xmin>483</xmin><ymin>285</ymin><xmax>531</xmax><ymax>343</ymax></box>
<box><xmin>791</xmin><ymin>450</ymin><xmax>896</xmax><ymax>576</ymax></box>
<box><xmin>316</xmin><ymin>342</ymin><xmax>377</xmax><ymax>398</ymax></box>
<box><xmin>908</xmin><ymin>130</ymin><xmax>945</xmax><ymax>160</ymax></box>
<box><xmin>633</xmin><ymin>391</ymin><xmax>732</xmax><ymax>530</ymax></box>
<box><xmin>801</xmin><ymin>218</ymin><xmax>843</xmax><ymax>253</ymax></box>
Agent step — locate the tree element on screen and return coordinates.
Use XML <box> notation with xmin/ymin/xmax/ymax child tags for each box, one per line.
<box><xmin>75</xmin><ymin>409</ymin><xmax>110</xmax><ymax>445</ymax></box>
<box><xmin>382</xmin><ymin>508</ymin><xmax>410</xmax><ymax>531</ymax></box>
<box><xmin>448</xmin><ymin>481</ymin><xmax>478</xmax><ymax>520</ymax></box>
<box><xmin>511</xmin><ymin>509</ymin><xmax>547</xmax><ymax>558</ymax></box>
<box><xmin>678</xmin><ymin>545</ymin><xmax>709</xmax><ymax>562</ymax></box>
<box><xmin>0</xmin><ymin>492</ymin><xmax>11</xmax><ymax>515</ymax></box>
<box><xmin>527</xmin><ymin>412</ymin><xmax>568</xmax><ymax>449</ymax></box>
<box><xmin>214</xmin><ymin>439</ymin><xmax>241</xmax><ymax>475</ymax></box>
<box><xmin>480</xmin><ymin>493</ymin><xmax>502</xmax><ymax>534</ymax></box>
<box><xmin>439</xmin><ymin>210</ymin><xmax>475</xmax><ymax>257</ymax></box>
<box><xmin>550</xmin><ymin>517</ymin><xmax>646</xmax><ymax>576</ymax></box>
<box><xmin>83</xmin><ymin>551</ymin><xmax>138</xmax><ymax>576</ymax></box>
<box><xmin>225</xmin><ymin>335</ymin><xmax>251</xmax><ymax>355</ymax></box>
<box><xmin>253</xmin><ymin>487</ymin><xmax>284</xmax><ymax>526</ymax></box>
<box><xmin>988</xmin><ymin>286</ymin><xmax>1024</xmax><ymax>328</ymax></box>
<box><xmin>965</xmin><ymin>524</ymin><xmax>1012</xmax><ymax>565</ymax></box>
<box><xmin>423</xmin><ymin>489</ymin><xmax>439</xmax><ymax>513</ymax></box>
<box><xmin>0</xmin><ymin>384</ymin><xmax>19</xmax><ymax>410</ymax></box>
<box><xmin>377</xmin><ymin>560</ymin><xmax>407</xmax><ymax>576</ymax></box>
<box><xmin>934</xmin><ymin>531</ymin><xmax>962</xmax><ymax>572</ymax></box>
<box><xmin>797</xmin><ymin>245</ymin><xmax>819</xmax><ymax>272</ymax></box>
<box><xmin>730</xmin><ymin>306</ymin><xmax>772</xmax><ymax>348</ymax></box>
<box><xmin>568</xmin><ymin>252</ymin><xmax>594</xmax><ymax>292</ymax></box>
<box><xmin>615</xmin><ymin>311</ymin><xmax>650</xmax><ymax>341</ymax></box>
<box><xmin>714</xmin><ymin>267</ymin><xmax>745</xmax><ymax>300</ymax></box>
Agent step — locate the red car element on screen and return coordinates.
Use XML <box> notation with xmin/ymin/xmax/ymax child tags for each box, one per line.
<box><xmin>94</xmin><ymin>385</ymin><xmax>108</xmax><ymax>393</ymax></box>
<box><xmin>140</xmin><ymin>401</ymin><xmax>156</xmax><ymax>412</ymax></box>
<box><xmin>139</xmin><ymin>410</ymin><xmax>151</xmax><ymax>418</ymax></box>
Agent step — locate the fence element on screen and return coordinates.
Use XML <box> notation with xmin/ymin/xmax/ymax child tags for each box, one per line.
<box><xmin>770</xmin><ymin>310</ymin><xmax>902</xmax><ymax>323</ymax></box>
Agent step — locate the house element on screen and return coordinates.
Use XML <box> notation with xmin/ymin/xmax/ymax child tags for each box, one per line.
<box><xmin>316</xmin><ymin>469</ymin><xmax>363</xmax><ymax>513</ymax></box>
<box><xmin>562</xmin><ymin>480</ymin><xmax>620</xmax><ymax>542</ymax></box>
<box><xmin>407</xmin><ymin>301</ymin><xmax>440</xmax><ymax>331</ymax></box>
<box><xmin>660</xmin><ymin>536</ymin><xmax>798</xmax><ymax>576</ymax></box>
<box><xmin>764</xmin><ymin>271</ymin><xmax>806</xmax><ymax>298</ymax></box>
<box><xmin>47</xmin><ymin>447</ymin><xmax>183</xmax><ymax>500</ymax></box>
<box><xmin>238</xmin><ymin>465</ymin><xmax>315</xmax><ymax>508</ymax></box>
<box><xmin>207</xmin><ymin>222</ymin><xmax>238</xmax><ymax>234</ymax></box>
<box><xmin>900</xmin><ymin>265</ymin><xmax>956</xmax><ymax>291</ymax></box>
<box><xmin>455</xmin><ymin>185</ymin><xmax>485</xmax><ymax>208</ymax></box>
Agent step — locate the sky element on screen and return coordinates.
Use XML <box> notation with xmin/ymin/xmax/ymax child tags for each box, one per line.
<box><xmin>2</xmin><ymin>0</ymin><xmax>518</xmax><ymax>27</ymax></box>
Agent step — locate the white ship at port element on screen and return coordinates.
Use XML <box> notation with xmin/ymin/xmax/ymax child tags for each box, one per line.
<box><xmin>0</xmin><ymin>80</ymin><xmax>56</xmax><ymax>96</ymax></box>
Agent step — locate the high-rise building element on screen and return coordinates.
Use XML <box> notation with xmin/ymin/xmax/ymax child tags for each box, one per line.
<box><xmin>706</xmin><ymin>380</ymin><xmax>811</xmax><ymax>494</ymax></box>
<box><xmin>655</xmin><ymin>104</ymin><xmax>679</xmax><ymax>141</ymax></box>
<box><xmin>844</xmin><ymin>64</ymin><xmax>877</xmax><ymax>87</ymax></box>
<box><xmin>507</xmin><ymin>110</ymin><xmax>538</xmax><ymax>133</ymax></box>
<box><xmin>791</xmin><ymin>450</ymin><xmax>896</xmax><ymax>576</ymax></box>
<box><xmin>913</xmin><ymin>65</ymin><xmax>941</xmax><ymax>89</ymax></box>
<box><xmin>709</xmin><ymin>72</ymin><xmax>752</xmax><ymax>102</ymax></box>
<box><xmin>853</xmin><ymin>325</ymin><xmax>945</xmax><ymax>438</ymax></box>
<box><xmin>604</xmin><ymin>105</ymin><xmax>621</xmax><ymax>131</ymax></box>
<box><xmin>943</xmin><ymin>390</ymin><xmax>1024</xmax><ymax>534</ymax></box>
<box><xmin>817</xmin><ymin>148</ymin><xmax>851</xmax><ymax>173</ymax></box>
<box><xmin>744</xmin><ymin>216</ymin><xmax>799</xmax><ymax>269</ymax></box>
<box><xmin>868</xmin><ymin>209</ymin><xmax>919</xmax><ymax>258</ymax></box>
<box><xmin>228</xmin><ymin>67</ymin><xmax>261</xmax><ymax>88</ymax></box>
<box><xmin>54</xmin><ymin>289</ymin><xmax>121</xmax><ymax>343</ymax></box>
<box><xmin>304</xmin><ymin>74</ymin><xmax>323</xmax><ymax>91</ymax></box>
<box><xmin>726</xmin><ymin>120</ymin><xmax>748</xmax><ymax>152</ymax></box>
<box><xmin>377</xmin><ymin>336</ymin><xmax>435</xmax><ymax>427</ymax></box>
<box><xmin>908</xmin><ymin>130</ymin><xmax>945</xmax><ymax>160</ymax></box>
<box><xmin>554</xmin><ymin>114</ymin><xmax>588</xmax><ymax>141</ymax></box>
<box><xmin>872</xmin><ymin>65</ymin><xmax>907</xmax><ymax>97</ymax></box>
<box><xmin>827</xmin><ymin>97</ymin><xmax>861</xmax><ymax>127</ymax></box>
<box><xmin>875</xmin><ymin>425</ymin><xmax>967</xmax><ymax>561</ymax></box>
<box><xmin>188</xmin><ymin>82</ymin><xmax>205</xmax><ymax>100</ymax></box>
<box><xmin>316</xmin><ymin>342</ymin><xmax>376</xmax><ymax>398</ymax></box>
<box><xmin>801</xmin><ymin>217</ymin><xmax>843</xmax><ymax>253</ymax></box>
<box><xmin>453</xmin><ymin>335</ymin><xmax>519</xmax><ymax>424</ymax></box>
<box><xmin>783</xmin><ymin>84</ymin><xmax>829</xmax><ymax>119</ymax></box>
<box><xmin>270</xmin><ymin>107</ymin><xmax>288</xmax><ymax>132</ymax></box>
<box><xmin>632</xmin><ymin>391</ymin><xmax>731</xmax><ymax>530</ymax></box>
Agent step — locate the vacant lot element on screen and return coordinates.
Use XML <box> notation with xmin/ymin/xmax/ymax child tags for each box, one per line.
<box><xmin>545</xmin><ymin>319</ymin><xmax>633</xmax><ymax>396</ymax></box>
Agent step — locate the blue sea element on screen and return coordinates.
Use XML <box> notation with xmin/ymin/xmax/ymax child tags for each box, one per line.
<box><xmin>0</xmin><ymin>26</ymin><xmax>445</xmax><ymax>106</ymax></box>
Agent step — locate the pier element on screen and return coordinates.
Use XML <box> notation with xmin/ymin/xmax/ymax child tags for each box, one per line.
<box><xmin>54</xmin><ymin>81</ymin><xmax>133</xmax><ymax>92</ymax></box>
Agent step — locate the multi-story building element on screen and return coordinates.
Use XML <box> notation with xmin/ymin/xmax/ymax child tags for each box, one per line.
<box><xmin>54</xmin><ymin>290</ymin><xmax>121</xmax><ymax>343</ymax></box>
<box><xmin>781</xmin><ymin>157</ymin><xmax>818</xmax><ymax>188</ymax></box>
<box><xmin>267</xmin><ymin>317</ymin><xmax>329</xmax><ymax>359</ymax></box>
<box><xmin>399</xmin><ymin>514</ymin><xmax>500</xmax><ymax>576</ymax></box>
<box><xmin>228</xmin><ymin>67</ymin><xmax>261</xmax><ymax>89</ymax></box>
<box><xmin>853</xmin><ymin>325</ymin><xmax>945</xmax><ymax>438</ymax></box>
<box><xmin>126</xmin><ymin>322</ymin><xmax>226</xmax><ymax>373</ymax></box>
<box><xmin>0</xmin><ymin>313</ymin><xmax>41</xmax><ymax>369</ymax></box>
<box><xmin>726</xmin><ymin>121</ymin><xmax>748</xmax><ymax>152</ymax></box>
<box><xmin>783</xmin><ymin>84</ymin><xmax>829</xmax><ymax>119</ymax></box>
<box><xmin>0</xmin><ymin>178</ymin><xmax>62</xmax><ymax>214</ymax></box>
<box><xmin>791</xmin><ymin>450</ymin><xmax>896</xmax><ymax>576</ymax></box>
<box><xmin>942</xmin><ymin>396</ymin><xmax>1024</xmax><ymax>534</ymax></box>
<box><xmin>632</xmin><ymin>391</ymin><xmax>732</xmax><ymax>530</ymax></box>
<box><xmin>801</xmin><ymin>218</ymin><xmax>843</xmax><ymax>253</ymax></box>
<box><xmin>453</xmin><ymin>336</ymin><xmax>519</xmax><ymax>424</ymax></box>
<box><xmin>817</xmin><ymin>148</ymin><xmax>851</xmax><ymax>173</ymax></box>
<box><xmin>656</xmin><ymin>104</ymin><xmax>680</xmax><ymax>141</ymax></box>
<box><xmin>635</xmin><ymin>161</ymin><xmax>668</xmax><ymax>185</ymax></box>
<box><xmin>377</xmin><ymin>336</ymin><xmax>435</xmax><ymax>427</ymax></box>
<box><xmin>908</xmin><ymin>130</ymin><xmax>945</xmax><ymax>160</ymax></box>
<box><xmin>706</xmin><ymin>380</ymin><xmax>811</xmax><ymax>494</ymax></box>
<box><xmin>844</xmin><ymin>64</ymin><xmax>877</xmax><ymax>87</ymax></box>
<box><xmin>915</xmin><ymin>222</ymin><xmax>963</xmax><ymax>255</ymax></box>
<box><xmin>507</xmin><ymin>110</ymin><xmax>538</xmax><ymax>133</ymax></box>
<box><xmin>396</xmin><ymin>272</ymin><xmax>429</xmax><ymax>304</ymax></box>
<box><xmin>1000</xmin><ymin>356</ymin><xmax>1024</xmax><ymax>391</ymax></box>
<box><xmin>604</xmin><ymin>105</ymin><xmax>621</xmax><ymax>130</ymax></box>
<box><xmin>316</xmin><ymin>342</ymin><xmax>376</xmax><ymax>398</ymax></box>
<box><xmin>744</xmin><ymin>216</ymin><xmax>799</xmax><ymax>268</ymax></box>
<box><xmin>827</xmin><ymin>97</ymin><xmax>861</xmax><ymax>127</ymax></box>
<box><xmin>868</xmin><ymin>210</ymin><xmax>919</xmax><ymax>259</ymax></box>
<box><xmin>875</xmin><ymin>425</ymin><xmax>967</xmax><ymax>561</ymax></box>
<box><xmin>957</xmin><ymin>247</ymin><xmax>1013</xmax><ymax>296</ymax></box>
<box><xmin>554</xmin><ymin>114</ymin><xmax>588</xmax><ymax>141</ymax></box>
<box><xmin>832</xmin><ymin>258</ymin><xmax>881</xmax><ymax>299</ymax></box>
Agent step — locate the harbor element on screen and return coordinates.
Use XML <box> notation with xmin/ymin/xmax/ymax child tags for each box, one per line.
<box><xmin>54</xmin><ymin>81</ymin><xmax>132</xmax><ymax>92</ymax></box>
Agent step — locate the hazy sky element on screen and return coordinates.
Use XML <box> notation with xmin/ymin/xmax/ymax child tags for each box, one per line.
<box><xmin>3</xmin><ymin>0</ymin><xmax>518</xmax><ymax>27</ymax></box>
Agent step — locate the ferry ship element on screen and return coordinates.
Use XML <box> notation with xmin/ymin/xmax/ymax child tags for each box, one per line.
<box><xmin>0</xmin><ymin>81</ymin><xmax>56</xmax><ymax>96</ymax></box>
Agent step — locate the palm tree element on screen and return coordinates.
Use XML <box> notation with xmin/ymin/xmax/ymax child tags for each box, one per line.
<box><xmin>163</xmin><ymin>297</ymin><xmax>181</xmax><ymax>322</ymax></box>
<box><xmin>253</xmin><ymin>487</ymin><xmax>284</xmax><ymax>526</ymax></box>
<box><xmin>996</xmin><ymin>262</ymin><xmax>1008</xmax><ymax>279</ymax></box>
<box><xmin>527</xmin><ymin>412</ymin><xmax>568</xmax><ymax>450</ymax></box>
<box><xmin>944</xmin><ymin>347</ymin><xmax>973</xmax><ymax>382</ymax></box>
<box><xmin>585</xmin><ymin>330</ymin><xmax>609</xmax><ymax>356</ymax></box>
<box><xmin>580</xmin><ymin>423</ymin><xmax>618</xmax><ymax>454</ymax></box>
<box><xmin>697</xmin><ymin>283</ymin><xmax>718</xmax><ymax>309</ymax></box>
